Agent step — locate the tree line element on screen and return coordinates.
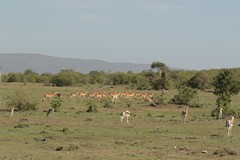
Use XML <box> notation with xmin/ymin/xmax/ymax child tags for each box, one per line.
<box><xmin>2</xmin><ymin>62</ymin><xmax>240</xmax><ymax>91</ymax></box>
<box><xmin>2</xmin><ymin>61</ymin><xmax>240</xmax><ymax>116</ymax></box>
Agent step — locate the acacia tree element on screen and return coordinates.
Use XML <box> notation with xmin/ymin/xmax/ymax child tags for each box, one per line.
<box><xmin>150</xmin><ymin>62</ymin><xmax>170</xmax><ymax>90</ymax></box>
<box><xmin>151</xmin><ymin>61</ymin><xmax>168</xmax><ymax>75</ymax></box>
<box><xmin>212</xmin><ymin>69</ymin><xmax>240</xmax><ymax>116</ymax></box>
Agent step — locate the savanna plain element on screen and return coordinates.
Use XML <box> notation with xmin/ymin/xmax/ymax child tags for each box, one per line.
<box><xmin>0</xmin><ymin>83</ymin><xmax>240</xmax><ymax>160</ymax></box>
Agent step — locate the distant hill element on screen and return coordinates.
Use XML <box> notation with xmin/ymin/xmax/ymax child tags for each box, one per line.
<box><xmin>0</xmin><ymin>53</ymin><xmax>151</xmax><ymax>74</ymax></box>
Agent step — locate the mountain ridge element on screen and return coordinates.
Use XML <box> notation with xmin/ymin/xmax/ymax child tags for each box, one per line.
<box><xmin>0</xmin><ymin>53</ymin><xmax>151</xmax><ymax>74</ymax></box>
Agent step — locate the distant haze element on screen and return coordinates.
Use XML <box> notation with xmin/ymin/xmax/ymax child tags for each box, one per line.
<box><xmin>0</xmin><ymin>53</ymin><xmax>151</xmax><ymax>74</ymax></box>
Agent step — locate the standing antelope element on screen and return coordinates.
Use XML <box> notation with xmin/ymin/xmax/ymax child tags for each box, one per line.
<box><xmin>10</xmin><ymin>107</ymin><xmax>14</xmax><ymax>117</ymax></box>
<box><xmin>181</xmin><ymin>107</ymin><xmax>188</xmax><ymax>124</ymax></box>
<box><xmin>226</xmin><ymin>115</ymin><xmax>234</xmax><ymax>136</ymax></box>
<box><xmin>120</xmin><ymin>110</ymin><xmax>130</xmax><ymax>124</ymax></box>
<box><xmin>218</xmin><ymin>107</ymin><xmax>223</xmax><ymax>119</ymax></box>
<box><xmin>111</xmin><ymin>92</ymin><xmax>120</xmax><ymax>103</ymax></box>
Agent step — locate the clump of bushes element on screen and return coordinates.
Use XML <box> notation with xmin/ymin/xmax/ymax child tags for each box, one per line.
<box><xmin>4</xmin><ymin>90</ymin><xmax>38</xmax><ymax>111</ymax></box>
<box><xmin>169</xmin><ymin>87</ymin><xmax>198</xmax><ymax>106</ymax></box>
<box><xmin>68</xmin><ymin>144</ymin><xmax>78</xmax><ymax>151</ymax></box>
<box><xmin>153</xmin><ymin>93</ymin><xmax>167</xmax><ymax>105</ymax></box>
<box><xmin>213</xmin><ymin>148</ymin><xmax>238</xmax><ymax>156</ymax></box>
<box><xmin>55</xmin><ymin>146</ymin><xmax>63</xmax><ymax>151</ymax></box>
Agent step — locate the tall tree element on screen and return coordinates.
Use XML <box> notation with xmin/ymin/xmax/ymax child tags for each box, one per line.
<box><xmin>212</xmin><ymin>69</ymin><xmax>240</xmax><ymax>115</ymax></box>
<box><xmin>151</xmin><ymin>61</ymin><xmax>168</xmax><ymax>75</ymax></box>
<box><xmin>150</xmin><ymin>61</ymin><xmax>170</xmax><ymax>90</ymax></box>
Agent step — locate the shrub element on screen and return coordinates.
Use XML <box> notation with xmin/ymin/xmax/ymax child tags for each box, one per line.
<box><xmin>153</xmin><ymin>93</ymin><xmax>167</xmax><ymax>105</ymax></box>
<box><xmin>5</xmin><ymin>91</ymin><xmax>38</xmax><ymax>111</ymax></box>
<box><xmin>86</xmin><ymin>100</ymin><xmax>98</xmax><ymax>112</ymax></box>
<box><xmin>212</xmin><ymin>69</ymin><xmax>240</xmax><ymax>116</ymax></box>
<box><xmin>50</xmin><ymin>98</ymin><xmax>62</xmax><ymax>112</ymax></box>
<box><xmin>68</xmin><ymin>144</ymin><xmax>78</xmax><ymax>151</ymax></box>
<box><xmin>14</xmin><ymin>124</ymin><xmax>29</xmax><ymax>128</ymax></box>
<box><xmin>169</xmin><ymin>87</ymin><xmax>198</xmax><ymax>106</ymax></box>
<box><xmin>102</xmin><ymin>98</ymin><xmax>113</xmax><ymax>108</ymax></box>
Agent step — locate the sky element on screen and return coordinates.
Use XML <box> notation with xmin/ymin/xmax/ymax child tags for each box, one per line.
<box><xmin>0</xmin><ymin>0</ymin><xmax>240</xmax><ymax>70</ymax></box>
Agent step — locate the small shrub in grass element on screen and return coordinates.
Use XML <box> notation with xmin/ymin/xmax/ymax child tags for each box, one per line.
<box><xmin>68</xmin><ymin>144</ymin><xmax>78</xmax><ymax>151</ymax></box>
<box><xmin>213</xmin><ymin>148</ymin><xmax>238</xmax><ymax>156</ymax></box>
<box><xmin>14</xmin><ymin>124</ymin><xmax>29</xmax><ymax>128</ymax></box>
<box><xmin>147</xmin><ymin>112</ymin><xmax>153</xmax><ymax>117</ymax></box>
<box><xmin>85</xmin><ymin>118</ymin><xmax>92</xmax><ymax>121</ymax></box>
<box><xmin>55</xmin><ymin>146</ymin><xmax>63</xmax><ymax>151</ymax></box>
<box><xmin>126</xmin><ymin>101</ymin><xmax>132</xmax><ymax>108</ymax></box>
<box><xmin>102</xmin><ymin>98</ymin><xmax>113</xmax><ymax>108</ymax></box>
<box><xmin>153</xmin><ymin>94</ymin><xmax>167</xmax><ymax>105</ymax></box>
<box><xmin>190</xmin><ymin>103</ymin><xmax>204</xmax><ymax>108</ymax></box>
<box><xmin>5</xmin><ymin>91</ymin><xmax>38</xmax><ymax>111</ymax></box>
<box><xmin>50</xmin><ymin>98</ymin><xmax>62</xmax><ymax>112</ymax></box>
<box><xmin>86</xmin><ymin>100</ymin><xmax>98</xmax><ymax>112</ymax></box>
<box><xmin>58</xmin><ymin>127</ymin><xmax>68</xmax><ymax>134</ymax></box>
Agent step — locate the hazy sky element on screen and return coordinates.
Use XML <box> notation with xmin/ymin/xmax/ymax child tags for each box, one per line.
<box><xmin>0</xmin><ymin>0</ymin><xmax>239</xmax><ymax>70</ymax></box>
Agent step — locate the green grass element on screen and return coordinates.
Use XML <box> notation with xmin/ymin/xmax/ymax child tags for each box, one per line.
<box><xmin>0</xmin><ymin>83</ymin><xmax>239</xmax><ymax>159</ymax></box>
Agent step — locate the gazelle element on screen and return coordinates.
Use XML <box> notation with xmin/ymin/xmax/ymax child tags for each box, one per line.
<box><xmin>70</xmin><ymin>92</ymin><xmax>78</xmax><ymax>99</ymax></box>
<box><xmin>43</xmin><ymin>92</ymin><xmax>56</xmax><ymax>100</ymax></box>
<box><xmin>226</xmin><ymin>115</ymin><xmax>234</xmax><ymax>136</ymax></box>
<box><xmin>120</xmin><ymin>110</ymin><xmax>130</xmax><ymax>124</ymax></box>
<box><xmin>111</xmin><ymin>92</ymin><xmax>120</xmax><ymax>103</ymax></box>
<box><xmin>79</xmin><ymin>91</ymin><xmax>88</xmax><ymax>97</ymax></box>
<box><xmin>181</xmin><ymin>107</ymin><xmax>188</xmax><ymax>124</ymax></box>
<box><xmin>10</xmin><ymin>107</ymin><xmax>14</xmax><ymax>117</ymax></box>
<box><xmin>218</xmin><ymin>107</ymin><xmax>223</xmax><ymax>119</ymax></box>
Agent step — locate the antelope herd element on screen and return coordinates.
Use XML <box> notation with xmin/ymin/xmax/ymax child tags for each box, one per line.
<box><xmin>43</xmin><ymin>92</ymin><xmax>62</xmax><ymax>100</ymax></box>
<box><xmin>42</xmin><ymin>90</ymin><xmax>155</xmax><ymax>102</ymax></box>
<box><xmin>41</xmin><ymin>90</ymin><xmax>237</xmax><ymax>135</ymax></box>
<box><xmin>7</xmin><ymin>89</ymin><xmax>236</xmax><ymax>136</ymax></box>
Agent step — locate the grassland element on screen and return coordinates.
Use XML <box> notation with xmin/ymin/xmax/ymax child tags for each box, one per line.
<box><xmin>0</xmin><ymin>83</ymin><xmax>240</xmax><ymax>160</ymax></box>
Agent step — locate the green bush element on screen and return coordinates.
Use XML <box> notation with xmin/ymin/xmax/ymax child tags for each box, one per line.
<box><xmin>169</xmin><ymin>86</ymin><xmax>198</xmax><ymax>106</ymax></box>
<box><xmin>153</xmin><ymin>93</ymin><xmax>167</xmax><ymax>105</ymax></box>
<box><xmin>5</xmin><ymin>91</ymin><xmax>38</xmax><ymax>111</ymax></box>
<box><xmin>86</xmin><ymin>100</ymin><xmax>98</xmax><ymax>112</ymax></box>
<box><xmin>50</xmin><ymin>98</ymin><xmax>62</xmax><ymax>112</ymax></box>
<box><xmin>102</xmin><ymin>98</ymin><xmax>113</xmax><ymax>108</ymax></box>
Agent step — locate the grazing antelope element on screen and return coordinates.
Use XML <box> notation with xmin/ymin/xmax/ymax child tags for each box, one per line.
<box><xmin>43</xmin><ymin>92</ymin><xmax>56</xmax><ymax>100</ymax></box>
<box><xmin>181</xmin><ymin>107</ymin><xmax>188</xmax><ymax>124</ymax></box>
<box><xmin>46</xmin><ymin>108</ymin><xmax>55</xmax><ymax>117</ymax></box>
<box><xmin>79</xmin><ymin>91</ymin><xmax>88</xmax><ymax>97</ymax></box>
<box><xmin>70</xmin><ymin>92</ymin><xmax>78</xmax><ymax>99</ymax></box>
<box><xmin>120</xmin><ymin>110</ymin><xmax>130</xmax><ymax>124</ymax></box>
<box><xmin>218</xmin><ymin>107</ymin><xmax>223</xmax><ymax>119</ymax></box>
<box><xmin>226</xmin><ymin>115</ymin><xmax>234</xmax><ymax>136</ymax></box>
